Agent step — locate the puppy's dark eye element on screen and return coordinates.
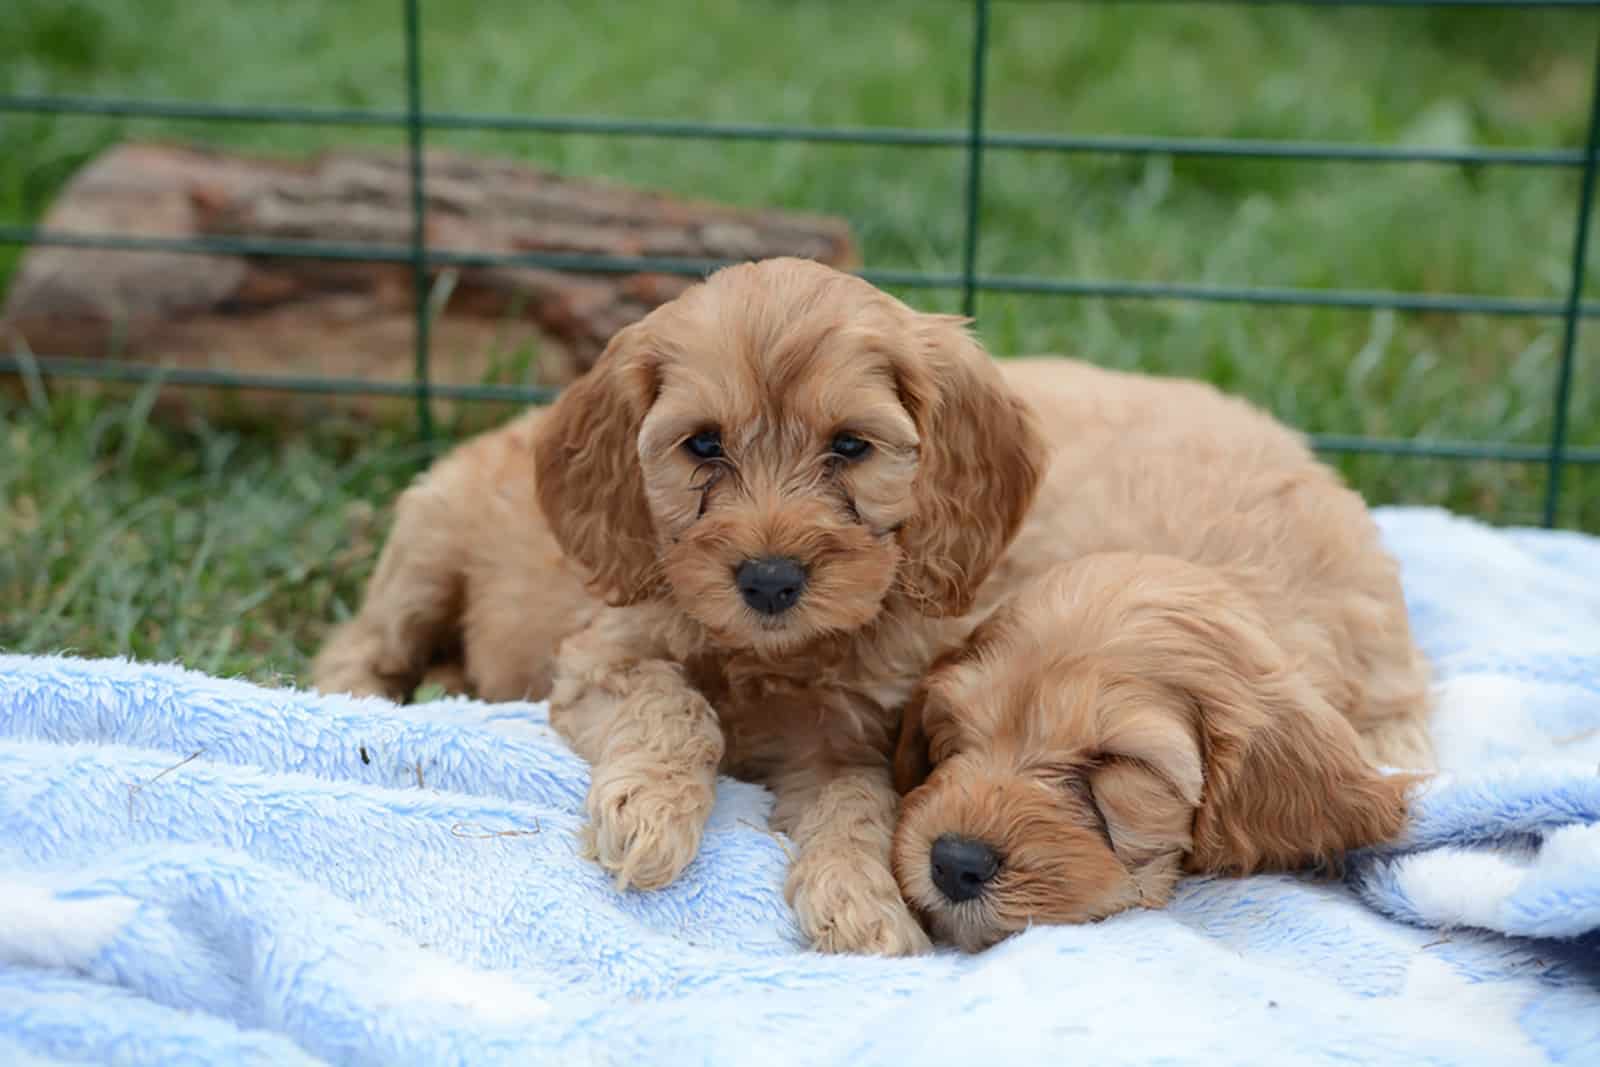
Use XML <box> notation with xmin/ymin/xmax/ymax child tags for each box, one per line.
<box><xmin>683</xmin><ymin>430</ymin><xmax>723</xmax><ymax>460</ymax></box>
<box><xmin>829</xmin><ymin>432</ymin><xmax>872</xmax><ymax>462</ymax></box>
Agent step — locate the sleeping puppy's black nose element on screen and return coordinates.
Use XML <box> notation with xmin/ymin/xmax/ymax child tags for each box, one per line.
<box><xmin>930</xmin><ymin>834</ymin><xmax>1001</xmax><ymax>903</ymax></box>
<box><xmin>735</xmin><ymin>556</ymin><xmax>808</xmax><ymax>616</ymax></box>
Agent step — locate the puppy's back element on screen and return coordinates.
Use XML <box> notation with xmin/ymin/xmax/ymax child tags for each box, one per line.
<box><xmin>997</xmin><ymin>357</ymin><xmax>1432</xmax><ymax>767</ymax></box>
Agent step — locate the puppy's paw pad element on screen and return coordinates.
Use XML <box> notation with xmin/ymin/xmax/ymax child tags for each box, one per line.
<box><xmin>788</xmin><ymin>860</ymin><xmax>932</xmax><ymax>957</ymax></box>
<box><xmin>583</xmin><ymin>772</ymin><xmax>715</xmax><ymax>891</ymax></box>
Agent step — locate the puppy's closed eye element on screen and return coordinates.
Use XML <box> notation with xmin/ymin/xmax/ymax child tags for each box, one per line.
<box><xmin>1049</xmin><ymin>767</ymin><xmax>1115</xmax><ymax>851</ymax></box>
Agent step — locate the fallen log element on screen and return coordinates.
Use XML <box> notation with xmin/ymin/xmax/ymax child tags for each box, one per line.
<box><xmin>1</xmin><ymin>142</ymin><xmax>858</xmax><ymax>425</ymax></box>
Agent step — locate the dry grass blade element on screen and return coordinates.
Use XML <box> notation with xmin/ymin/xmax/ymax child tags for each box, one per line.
<box><xmin>126</xmin><ymin>749</ymin><xmax>204</xmax><ymax>823</ymax></box>
<box><xmin>450</xmin><ymin>820</ymin><xmax>542</xmax><ymax>839</ymax></box>
<box><xmin>737</xmin><ymin>817</ymin><xmax>796</xmax><ymax>862</ymax></box>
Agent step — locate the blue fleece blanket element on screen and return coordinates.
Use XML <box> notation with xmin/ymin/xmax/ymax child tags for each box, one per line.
<box><xmin>1</xmin><ymin>506</ymin><xmax>1597</xmax><ymax>1066</ymax></box>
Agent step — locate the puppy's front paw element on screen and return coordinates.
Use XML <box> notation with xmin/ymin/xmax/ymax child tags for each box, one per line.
<box><xmin>787</xmin><ymin>852</ymin><xmax>932</xmax><ymax>957</ymax></box>
<box><xmin>582</xmin><ymin>764</ymin><xmax>716</xmax><ymax>891</ymax></box>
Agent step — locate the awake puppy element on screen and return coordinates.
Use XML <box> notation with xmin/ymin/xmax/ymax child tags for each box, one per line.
<box><xmin>890</xmin><ymin>371</ymin><xmax>1433</xmax><ymax>952</ymax></box>
<box><xmin>316</xmin><ymin>258</ymin><xmax>1047</xmax><ymax>954</ymax></box>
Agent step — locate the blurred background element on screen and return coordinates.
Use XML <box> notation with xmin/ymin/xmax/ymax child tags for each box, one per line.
<box><xmin>2</xmin><ymin>0</ymin><xmax>1597</xmax><ymax>683</ymax></box>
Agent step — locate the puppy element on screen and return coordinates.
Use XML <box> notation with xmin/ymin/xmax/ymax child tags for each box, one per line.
<box><xmin>889</xmin><ymin>367</ymin><xmax>1434</xmax><ymax>952</ymax></box>
<box><xmin>316</xmin><ymin>257</ymin><xmax>1049</xmax><ymax>955</ymax></box>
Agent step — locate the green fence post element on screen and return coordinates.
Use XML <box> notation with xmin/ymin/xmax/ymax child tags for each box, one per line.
<box><xmin>960</xmin><ymin>0</ymin><xmax>991</xmax><ymax>320</ymax></box>
<box><xmin>404</xmin><ymin>0</ymin><xmax>434</xmax><ymax>443</ymax></box>
<box><xmin>1543</xmin><ymin>30</ymin><xmax>1600</xmax><ymax>527</ymax></box>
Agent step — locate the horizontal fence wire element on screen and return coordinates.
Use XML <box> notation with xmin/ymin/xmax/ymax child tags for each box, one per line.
<box><xmin>1</xmin><ymin>0</ymin><xmax>1598</xmax><ymax>524</ymax></box>
<box><xmin>7</xmin><ymin>352</ymin><xmax>1596</xmax><ymax>464</ymax></box>
<box><xmin>0</xmin><ymin>354</ymin><xmax>562</xmax><ymax>405</ymax></box>
<box><xmin>3</xmin><ymin>225</ymin><xmax>1596</xmax><ymax>319</ymax></box>
<box><xmin>0</xmin><ymin>94</ymin><xmax>1588</xmax><ymax>166</ymax></box>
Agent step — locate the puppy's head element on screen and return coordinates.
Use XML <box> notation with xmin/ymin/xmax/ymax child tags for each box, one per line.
<box><xmin>534</xmin><ymin>258</ymin><xmax>1045</xmax><ymax>654</ymax></box>
<box><xmin>891</xmin><ymin>553</ymin><xmax>1414</xmax><ymax>952</ymax></box>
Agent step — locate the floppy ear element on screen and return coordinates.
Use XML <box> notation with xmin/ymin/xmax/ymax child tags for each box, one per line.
<box><xmin>893</xmin><ymin>615</ymin><xmax>1013</xmax><ymax>795</ymax></box>
<box><xmin>1096</xmin><ymin>566</ymin><xmax>1414</xmax><ymax>876</ymax></box>
<box><xmin>892</xmin><ymin>685</ymin><xmax>935</xmax><ymax>795</ymax></box>
<box><xmin>533</xmin><ymin>323</ymin><xmax>662</xmax><ymax>605</ymax></box>
<box><xmin>890</xmin><ymin>314</ymin><xmax>1047</xmax><ymax>617</ymax></box>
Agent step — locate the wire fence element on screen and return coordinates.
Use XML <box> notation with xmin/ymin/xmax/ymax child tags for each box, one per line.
<box><xmin>2</xmin><ymin>0</ymin><xmax>1599</xmax><ymax>525</ymax></box>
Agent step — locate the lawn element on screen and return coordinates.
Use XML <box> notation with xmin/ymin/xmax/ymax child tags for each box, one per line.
<box><xmin>3</xmin><ymin>0</ymin><xmax>1599</xmax><ymax>683</ymax></box>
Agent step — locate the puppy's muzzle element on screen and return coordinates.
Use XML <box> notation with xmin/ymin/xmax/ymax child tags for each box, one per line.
<box><xmin>930</xmin><ymin>833</ymin><xmax>1001</xmax><ymax>903</ymax></box>
<box><xmin>735</xmin><ymin>556</ymin><xmax>808</xmax><ymax>616</ymax></box>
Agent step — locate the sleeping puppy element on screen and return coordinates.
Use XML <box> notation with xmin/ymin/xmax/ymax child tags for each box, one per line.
<box><xmin>889</xmin><ymin>371</ymin><xmax>1434</xmax><ymax>952</ymax></box>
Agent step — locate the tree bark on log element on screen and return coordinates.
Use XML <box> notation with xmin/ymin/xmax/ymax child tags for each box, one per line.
<box><xmin>1</xmin><ymin>142</ymin><xmax>858</xmax><ymax>425</ymax></box>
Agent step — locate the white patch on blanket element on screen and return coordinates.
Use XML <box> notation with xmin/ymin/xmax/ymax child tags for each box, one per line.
<box><xmin>1391</xmin><ymin>848</ymin><xmax>1533</xmax><ymax>929</ymax></box>
<box><xmin>0</xmin><ymin>884</ymin><xmax>138</xmax><ymax>971</ymax></box>
<box><xmin>1541</xmin><ymin>822</ymin><xmax>1600</xmax><ymax>868</ymax></box>
<box><xmin>381</xmin><ymin>960</ymin><xmax>551</xmax><ymax>1023</ymax></box>
<box><xmin>1381</xmin><ymin>509</ymin><xmax>1600</xmax><ymax>637</ymax></box>
<box><xmin>1430</xmin><ymin>675</ymin><xmax>1544</xmax><ymax>770</ymax></box>
<box><xmin>1396</xmin><ymin>954</ymin><xmax>1540</xmax><ymax>1060</ymax></box>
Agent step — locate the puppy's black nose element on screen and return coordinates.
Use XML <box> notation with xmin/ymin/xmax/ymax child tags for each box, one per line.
<box><xmin>930</xmin><ymin>834</ymin><xmax>1001</xmax><ymax>903</ymax></box>
<box><xmin>735</xmin><ymin>556</ymin><xmax>808</xmax><ymax>616</ymax></box>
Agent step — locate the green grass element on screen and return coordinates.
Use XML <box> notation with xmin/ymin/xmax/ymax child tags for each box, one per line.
<box><xmin>3</xmin><ymin>0</ymin><xmax>1600</xmax><ymax>682</ymax></box>
<box><xmin>0</xmin><ymin>382</ymin><xmax>424</xmax><ymax>679</ymax></box>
